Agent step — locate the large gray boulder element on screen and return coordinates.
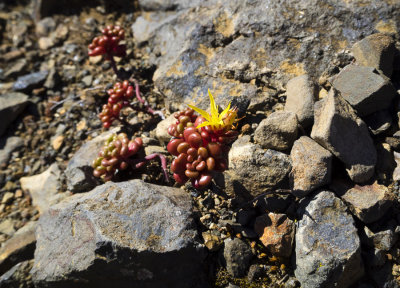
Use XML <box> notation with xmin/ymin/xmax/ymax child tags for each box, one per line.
<box><xmin>31</xmin><ymin>180</ymin><xmax>206</xmax><ymax>288</ymax></box>
<box><xmin>132</xmin><ymin>0</ymin><xmax>400</xmax><ymax>110</ymax></box>
<box><xmin>311</xmin><ymin>89</ymin><xmax>376</xmax><ymax>183</ymax></box>
<box><xmin>332</xmin><ymin>65</ymin><xmax>395</xmax><ymax>116</ymax></box>
<box><xmin>0</xmin><ymin>93</ymin><xmax>29</xmax><ymax>137</ymax></box>
<box><xmin>295</xmin><ymin>191</ymin><xmax>364</xmax><ymax>288</ymax></box>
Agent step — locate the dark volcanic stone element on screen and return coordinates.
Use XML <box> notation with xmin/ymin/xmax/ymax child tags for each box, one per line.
<box><xmin>31</xmin><ymin>180</ymin><xmax>206</xmax><ymax>288</ymax></box>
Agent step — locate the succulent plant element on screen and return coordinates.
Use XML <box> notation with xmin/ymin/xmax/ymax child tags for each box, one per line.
<box><xmin>93</xmin><ymin>133</ymin><xmax>169</xmax><ymax>182</ymax></box>
<box><xmin>167</xmin><ymin>90</ymin><xmax>240</xmax><ymax>189</ymax></box>
<box><xmin>88</xmin><ymin>25</ymin><xmax>126</xmax><ymax>60</ymax></box>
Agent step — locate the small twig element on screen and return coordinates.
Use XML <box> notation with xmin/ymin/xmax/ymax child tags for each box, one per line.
<box><xmin>128</xmin><ymin>154</ymin><xmax>169</xmax><ymax>182</ymax></box>
<box><xmin>133</xmin><ymin>81</ymin><xmax>165</xmax><ymax>119</ymax></box>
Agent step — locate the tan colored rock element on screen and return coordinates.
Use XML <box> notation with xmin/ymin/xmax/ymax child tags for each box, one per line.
<box><xmin>153</xmin><ymin>113</ymin><xmax>175</xmax><ymax>144</ymax></box>
<box><xmin>254</xmin><ymin>111</ymin><xmax>298</xmax><ymax>151</ymax></box>
<box><xmin>254</xmin><ymin>213</ymin><xmax>294</xmax><ymax>258</ymax></box>
<box><xmin>285</xmin><ymin>74</ymin><xmax>318</xmax><ymax>127</ymax></box>
<box><xmin>202</xmin><ymin>232</ymin><xmax>223</xmax><ymax>252</ymax></box>
<box><xmin>290</xmin><ymin>136</ymin><xmax>332</xmax><ymax>197</ymax></box>
<box><xmin>51</xmin><ymin>135</ymin><xmax>64</xmax><ymax>151</ymax></box>
<box><xmin>20</xmin><ymin>163</ymin><xmax>61</xmax><ymax>214</ymax></box>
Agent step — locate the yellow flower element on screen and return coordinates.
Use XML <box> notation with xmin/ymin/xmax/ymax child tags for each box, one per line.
<box><xmin>188</xmin><ymin>89</ymin><xmax>238</xmax><ymax>131</ymax></box>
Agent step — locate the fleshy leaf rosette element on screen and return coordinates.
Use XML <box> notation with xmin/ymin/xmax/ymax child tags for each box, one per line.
<box><xmin>167</xmin><ymin>90</ymin><xmax>239</xmax><ymax>189</ymax></box>
<box><xmin>88</xmin><ymin>25</ymin><xmax>126</xmax><ymax>60</ymax></box>
<box><xmin>99</xmin><ymin>80</ymin><xmax>134</xmax><ymax>128</ymax></box>
<box><xmin>92</xmin><ymin>133</ymin><xmax>143</xmax><ymax>181</ymax></box>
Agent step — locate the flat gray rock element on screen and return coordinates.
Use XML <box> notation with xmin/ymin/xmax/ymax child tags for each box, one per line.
<box><xmin>311</xmin><ymin>89</ymin><xmax>376</xmax><ymax>183</ymax></box>
<box><xmin>352</xmin><ymin>33</ymin><xmax>395</xmax><ymax>77</ymax></box>
<box><xmin>285</xmin><ymin>74</ymin><xmax>318</xmax><ymax>128</ymax></box>
<box><xmin>295</xmin><ymin>190</ymin><xmax>364</xmax><ymax>288</ymax></box>
<box><xmin>31</xmin><ymin>180</ymin><xmax>206</xmax><ymax>288</ymax></box>
<box><xmin>0</xmin><ymin>93</ymin><xmax>29</xmax><ymax>137</ymax></box>
<box><xmin>290</xmin><ymin>136</ymin><xmax>332</xmax><ymax>197</ymax></box>
<box><xmin>254</xmin><ymin>111</ymin><xmax>298</xmax><ymax>151</ymax></box>
<box><xmin>332</xmin><ymin>65</ymin><xmax>395</xmax><ymax>116</ymax></box>
<box><xmin>12</xmin><ymin>71</ymin><xmax>48</xmax><ymax>92</ymax></box>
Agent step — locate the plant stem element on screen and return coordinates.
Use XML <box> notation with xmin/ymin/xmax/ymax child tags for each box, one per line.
<box><xmin>129</xmin><ymin>154</ymin><xmax>169</xmax><ymax>182</ymax></box>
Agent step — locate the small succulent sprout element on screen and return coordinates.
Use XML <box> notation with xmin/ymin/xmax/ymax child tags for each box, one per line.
<box><xmin>88</xmin><ymin>25</ymin><xmax>126</xmax><ymax>60</ymax></box>
<box><xmin>167</xmin><ymin>90</ymin><xmax>240</xmax><ymax>189</ymax></box>
<box><xmin>92</xmin><ymin>133</ymin><xmax>143</xmax><ymax>181</ymax></box>
<box><xmin>99</xmin><ymin>80</ymin><xmax>134</xmax><ymax>128</ymax></box>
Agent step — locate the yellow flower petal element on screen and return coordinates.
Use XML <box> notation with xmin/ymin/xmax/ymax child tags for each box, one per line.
<box><xmin>187</xmin><ymin>104</ymin><xmax>211</xmax><ymax>121</ymax></box>
<box><xmin>208</xmin><ymin>89</ymin><xmax>219</xmax><ymax>122</ymax></box>
<box><xmin>219</xmin><ymin>102</ymin><xmax>231</xmax><ymax>120</ymax></box>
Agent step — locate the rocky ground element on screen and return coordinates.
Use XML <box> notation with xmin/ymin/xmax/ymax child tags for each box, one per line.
<box><xmin>1</xmin><ymin>0</ymin><xmax>400</xmax><ymax>287</ymax></box>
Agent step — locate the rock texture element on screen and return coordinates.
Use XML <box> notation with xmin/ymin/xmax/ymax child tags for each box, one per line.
<box><xmin>295</xmin><ymin>191</ymin><xmax>364</xmax><ymax>288</ymax></box>
<box><xmin>65</xmin><ymin>128</ymin><xmax>119</xmax><ymax>192</ymax></box>
<box><xmin>132</xmin><ymin>0</ymin><xmax>400</xmax><ymax>110</ymax></box>
<box><xmin>254</xmin><ymin>111</ymin><xmax>298</xmax><ymax>151</ymax></box>
<box><xmin>0</xmin><ymin>137</ymin><xmax>24</xmax><ymax>167</ymax></box>
<box><xmin>284</xmin><ymin>74</ymin><xmax>318</xmax><ymax>127</ymax></box>
<box><xmin>226</xmin><ymin>136</ymin><xmax>291</xmax><ymax>199</ymax></box>
<box><xmin>0</xmin><ymin>93</ymin><xmax>29</xmax><ymax>137</ymax></box>
<box><xmin>222</xmin><ymin>238</ymin><xmax>253</xmax><ymax>278</ymax></box>
<box><xmin>290</xmin><ymin>136</ymin><xmax>332</xmax><ymax>197</ymax></box>
<box><xmin>254</xmin><ymin>213</ymin><xmax>294</xmax><ymax>258</ymax></box>
<box><xmin>311</xmin><ymin>89</ymin><xmax>376</xmax><ymax>183</ymax></box>
<box><xmin>31</xmin><ymin>180</ymin><xmax>206</xmax><ymax>288</ymax></box>
<box><xmin>20</xmin><ymin>163</ymin><xmax>62</xmax><ymax>214</ymax></box>
<box><xmin>0</xmin><ymin>221</ymin><xmax>36</xmax><ymax>276</ymax></box>
<box><xmin>331</xmin><ymin>180</ymin><xmax>394</xmax><ymax>224</ymax></box>
<box><xmin>332</xmin><ymin>65</ymin><xmax>395</xmax><ymax>116</ymax></box>
<box><xmin>351</xmin><ymin>33</ymin><xmax>395</xmax><ymax>77</ymax></box>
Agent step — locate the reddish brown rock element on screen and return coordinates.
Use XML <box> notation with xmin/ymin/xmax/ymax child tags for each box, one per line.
<box><xmin>254</xmin><ymin>212</ymin><xmax>294</xmax><ymax>258</ymax></box>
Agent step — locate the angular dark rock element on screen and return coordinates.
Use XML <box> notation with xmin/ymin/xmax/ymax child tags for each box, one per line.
<box><xmin>290</xmin><ymin>136</ymin><xmax>332</xmax><ymax>197</ymax></box>
<box><xmin>295</xmin><ymin>190</ymin><xmax>364</xmax><ymax>288</ymax></box>
<box><xmin>0</xmin><ymin>260</ymin><xmax>33</xmax><ymax>288</ymax></box>
<box><xmin>254</xmin><ymin>111</ymin><xmax>298</xmax><ymax>151</ymax></box>
<box><xmin>31</xmin><ymin>180</ymin><xmax>206</xmax><ymax>288</ymax></box>
<box><xmin>222</xmin><ymin>238</ymin><xmax>253</xmax><ymax>278</ymax></box>
<box><xmin>352</xmin><ymin>33</ymin><xmax>395</xmax><ymax>77</ymax></box>
<box><xmin>285</xmin><ymin>74</ymin><xmax>318</xmax><ymax>128</ymax></box>
<box><xmin>364</xmin><ymin>109</ymin><xmax>392</xmax><ymax>136</ymax></box>
<box><xmin>12</xmin><ymin>71</ymin><xmax>48</xmax><ymax>92</ymax></box>
<box><xmin>0</xmin><ymin>92</ymin><xmax>29</xmax><ymax>137</ymax></box>
<box><xmin>363</xmin><ymin>226</ymin><xmax>398</xmax><ymax>252</ymax></box>
<box><xmin>311</xmin><ymin>89</ymin><xmax>377</xmax><ymax>183</ymax></box>
<box><xmin>0</xmin><ymin>221</ymin><xmax>36</xmax><ymax>276</ymax></box>
<box><xmin>331</xmin><ymin>180</ymin><xmax>394</xmax><ymax>224</ymax></box>
<box><xmin>332</xmin><ymin>65</ymin><xmax>395</xmax><ymax>116</ymax></box>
